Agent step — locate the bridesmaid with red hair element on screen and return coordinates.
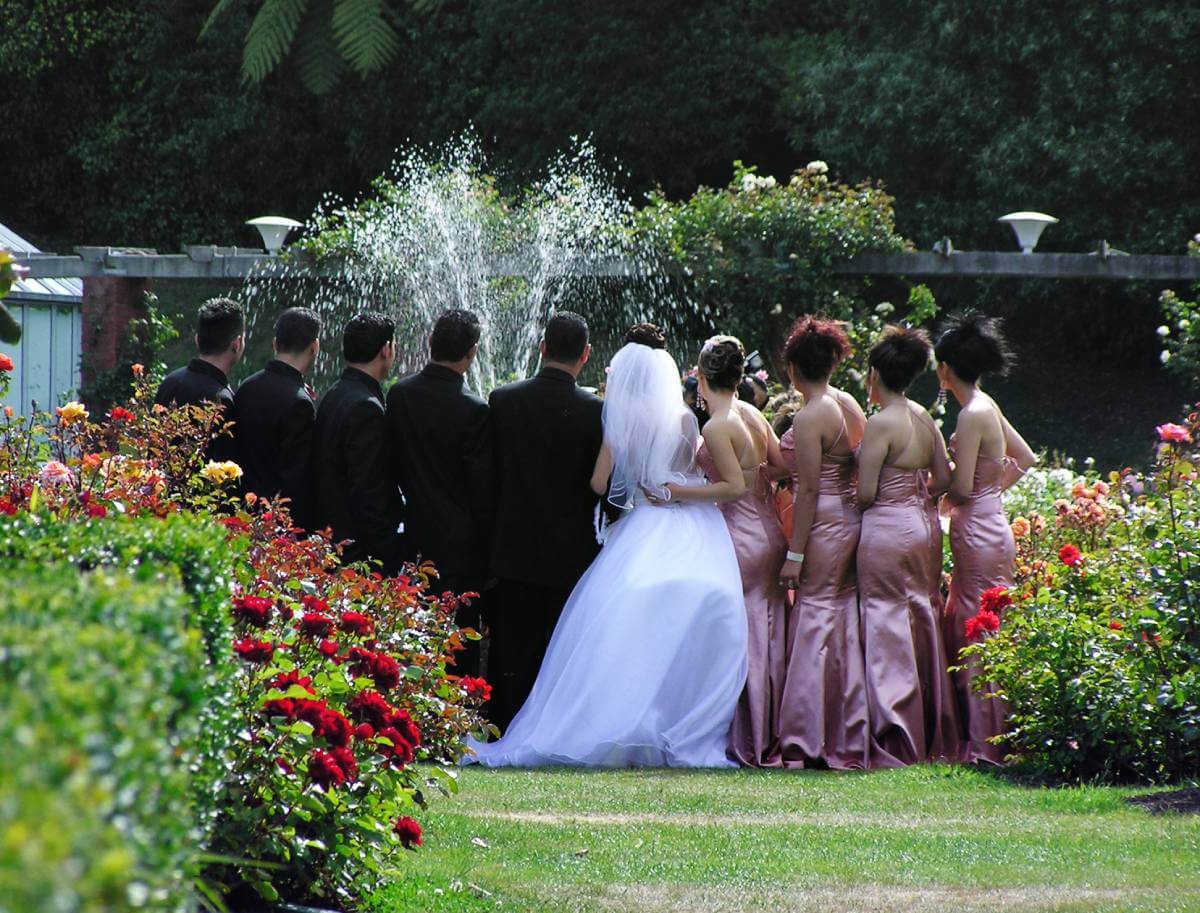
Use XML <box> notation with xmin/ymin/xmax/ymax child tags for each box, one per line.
<box><xmin>934</xmin><ymin>312</ymin><xmax>1036</xmax><ymax>764</ymax></box>
<box><xmin>776</xmin><ymin>316</ymin><xmax>870</xmax><ymax>769</ymax></box>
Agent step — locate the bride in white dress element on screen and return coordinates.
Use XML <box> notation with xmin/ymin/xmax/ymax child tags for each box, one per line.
<box><xmin>467</xmin><ymin>341</ymin><xmax>748</xmax><ymax>767</ymax></box>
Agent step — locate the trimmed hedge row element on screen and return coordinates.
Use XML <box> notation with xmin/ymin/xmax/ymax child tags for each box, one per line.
<box><xmin>0</xmin><ymin>514</ymin><xmax>242</xmax><ymax>913</ymax></box>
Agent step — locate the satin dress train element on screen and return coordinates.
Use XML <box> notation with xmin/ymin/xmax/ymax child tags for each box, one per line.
<box><xmin>697</xmin><ymin>444</ymin><xmax>788</xmax><ymax>767</ymax></box>
<box><xmin>944</xmin><ymin>454</ymin><xmax>1014</xmax><ymax>764</ymax></box>
<box><xmin>775</xmin><ymin>426</ymin><xmax>870</xmax><ymax>769</ymax></box>
<box><xmin>858</xmin><ymin>466</ymin><xmax>961</xmax><ymax>766</ymax></box>
<box><xmin>465</xmin><ymin>488</ymin><xmax>749</xmax><ymax>768</ymax></box>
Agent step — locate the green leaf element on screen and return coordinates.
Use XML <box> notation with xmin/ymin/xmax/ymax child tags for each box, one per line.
<box><xmin>242</xmin><ymin>0</ymin><xmax>310</xmax><ymax>84</ymax></box>
<box><xmin>331</xmin><ymin>0</ymin><xmax>399</xmax><ymax>76</ymax></box>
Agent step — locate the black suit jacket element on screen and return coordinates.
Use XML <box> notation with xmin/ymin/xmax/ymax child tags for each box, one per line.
<box><xmin>386</xmin><ymin>363</ymin><xmax>493</xmax><ymax>581</ymax></box>
<box><xmin>488</xmin><ymin>367</ymin><xmax>603</xmax><ymax>589</ymax></box>
<box><xmin>154</xmin><ymin>358</ymin><xmax>236</xmax><ymax>462</ymax></box>
<box><xmin>232</xmin><ymin>360</ymin><xmax>316</xmax><ymax>529</ymax></box>
<box><xmin>313</xmin><ymin>367</ymin><xmax>401</xmax><ymax>566</ymax></box>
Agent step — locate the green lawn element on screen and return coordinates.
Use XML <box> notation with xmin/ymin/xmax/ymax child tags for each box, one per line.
<box><xmin>369</xmin><ymin>766</ymin><xmax>1200</xmax><ymax>913</ymax></box>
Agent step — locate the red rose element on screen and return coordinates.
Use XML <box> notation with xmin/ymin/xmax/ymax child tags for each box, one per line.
<box><xmin>347</xmin><ymin>646</ymin><xmax>378</xmax><ymax>677</ymax></box>
<box><xmin>0</xmin><ymin>353</ymin><xmax>13</xmax><ymax>372</ymax></box>
<box><xmin>275</xmin><ymin>756</ymin><xmax>293</xmax><ymax>775</ymax></box>
<box><xmin>377</xmin><ymin>726</ymin><xmax>415</xmax><ymax>767</ymax></box>
<box><xmin>308</xmin><ymin>749</ymin><xmax>347</xmax><ymax>789</ymax></box>
<box><xmin>371</xmin><ymin>653</ymin><xmax>401</xmax><ymax>690</ymax></box>
<box><xmin>1108</xmin><ymin>620</ymin><xmax>1124</xmax><ymax>631</ymax></box>
<box><xmin>263</xmin><ymin>698</ymin><xmax>296</xmax><ymax>718</ymax></box>
<box><xmin>340</xmin><ymin>610</ymin><xmax>374</xmax><ymax>636</ymax></box>
<box><xmin>301</xmin><ymin>594</ymin><xmax>330</xmax><ymax>614</ymax></box>
<box><xmin>461</xmin><ymin>676</ymin><xmax>493</xmax><ymax>702</ymax></box>
<box><xmin>218</xmin><ymin>516</ymin><xmax>251</xmax><ymax>534</ymax></box>
<box><xmin>271</xmin><ymin>669</ymin><xmax>315</xmax><ymax>694</ymax></box>
<box><xmin>108</xmin><ymin>406</ymin><xmax>135</xmax><ymax>422</ymax></box>
<box><xmin>964</xmin><ymin>609</ymin><xmax>1001</xmax><ymax>641</ymax></box>
<box><xmin>979</xmin><ymin>586</ymin><xmax>1013</xmax><ymax>614</ymax></box>
<box><xmin>316</xmin><ymin>708</ymin><xmax>353</xmax><ymax>747</ymax></box>
<box><xmin>85</xmin><ymin>502</ymin><xmax>108</xmax><ymax>518</ymax></box>
<box><xmin>318</xmin><ymin>638</ymin><xmax>339</xmax><ymax>658</ymax></box>
<box><xmin>394</xmin><ymin>816</ymin><xmax>422</xmax><ymax>850</ymax></box>
<box><xmin>294</xmin><ymin>698</ymin><xmax>330</xmax><ymax>728</ymax></box>
<box><xmin>233</xmin><ymin>638</ymin><xmax>275</xmax><ymax>663</ymax></box>
<box><xmin>232</xmin><ymin>595</ymin><xmax>274</xmax><ymax>627</ymax></box>
<box><xmin>1058</xmin><ymin>544</ymin><xmax>1084</xmax><ymax>567</ymax></box>
<box><xmin>389</xmin><ymin>707</ymin><xmax>422</xmax><ymax>748</ymax></box>
<box><xmin>298</xmin><ymin>612</ymin><xmax>334</xmax><ymax>637</ymax></box>
<box><xmin>354</xmin><ymin>722</ymin><xmax>375</xmax><ymax>741</ymax></box>
<box><xmin>348</xmin><ymin>689</ymin><xmax>395</xmax><ymax>728</ymax></box>
<box><xmin>331</xmin><ymin>746</ymin><xmax>358</xmax><ymax>782</ymax></box>
<box><xmin>0</xmin><ymin>498</ymin><xmax>16</xmax><ymax>516</ymax></box>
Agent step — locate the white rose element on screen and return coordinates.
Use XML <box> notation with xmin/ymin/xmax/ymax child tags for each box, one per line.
<box><xmin>740</xmin><ymin>174</ymin><xmax>758</xmax><ymax>192</ymax></box>
<box><xmin>1179</xmin><ymin>319</ymin><xmax>1191</xmax><ymax>331</ymax></box>
<box><xmin>875</xmin><ymin>302</ymin><xmax>895</xmax><ymax>315</ymax></box>
<box><xmin>1156</xmin><ymin>325</ymin><xmax>1171</xmax><ymax>337</ymax></box>
<box><xmin>760</xmin><ymin>175</ymin><xmax>777</xmax><ymax>189</ymax></box>
<box><xmin>1161</xmin><ymin>350</ymin><xmax>1172</xmax><ymax>364</ymax></box>
<box><xmin>806</xmin><ymin>160</ymin><xmax>829</xmax><ymax>174</ymax></box>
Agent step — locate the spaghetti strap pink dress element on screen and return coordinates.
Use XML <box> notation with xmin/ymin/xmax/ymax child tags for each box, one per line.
<box><xmin>858</xmin><ymin>464</ymin><xmax>961</xmax><ymax>766</ymax></box>
<box><xmin>944</xmin><ymin>454</ymin><xmax>1014</xmax><ymax>764</ymax></box>
<box><xmin>775</xmin><ymin>423</ymin><xmax>870</xmax><ymax>769</ymax></box>
<box><xmin>697</xmin><ymin>444</ymin><xmax>788</xmax><ymax>767</ymax></box>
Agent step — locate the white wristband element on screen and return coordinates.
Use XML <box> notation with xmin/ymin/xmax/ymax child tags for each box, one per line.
<box><xmin>786</xmin><ymin>550</ymin><xmax>805</xmax><ymax>563</ymax></box>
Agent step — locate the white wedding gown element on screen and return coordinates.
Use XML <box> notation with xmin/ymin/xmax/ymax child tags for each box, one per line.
<box><xmin>467</xmin><ymin>343</ymin><xmax>748</xmax><ymax>768</ymax></box>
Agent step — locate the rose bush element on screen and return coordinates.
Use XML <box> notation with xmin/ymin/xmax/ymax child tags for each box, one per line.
<box><xmin>0</xmin><ymin>366</ymin><xmax>491</xmax><ymax>908</ymax></box>
<box><xmin>965</xmin><ymin>407</ymin><xmax>1200</xmax><ymax>782</ymax></box>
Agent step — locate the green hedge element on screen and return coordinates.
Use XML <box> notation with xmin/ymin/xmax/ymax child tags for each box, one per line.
<box><xmin>0</xmin><ymin>565</ymin><xmax>207</xmax><ymax>912</ymax></box>
<box><xmin>0</xmin><ymin>513</ymin><xmax>243</xmax><ymax>912</ymax></box>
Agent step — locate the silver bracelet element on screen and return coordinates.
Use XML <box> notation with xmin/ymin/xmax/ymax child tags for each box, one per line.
<box><xmin>786</xmin><ymin>550</ymin><xmax>805</xmax><ymax>563</ymax></box>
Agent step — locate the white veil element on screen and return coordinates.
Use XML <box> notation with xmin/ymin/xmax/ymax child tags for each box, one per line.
<box><xmin>602</xmin><ymin>342</ymin><xmax>699</xmax><ymax>510</ymax></box>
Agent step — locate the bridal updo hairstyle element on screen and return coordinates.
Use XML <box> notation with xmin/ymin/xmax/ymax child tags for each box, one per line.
<box><xmin>868</xmin><ymin>325</ymin><xmax>932</xmax><ymax>393</ymax></box>
<box><xmin>783</xmin><ymin>315</ymin><xmax>850</xmax><ymax>381</ymax></box>
<box><xmin>934</xmin><ymin>310</ymin><xmax>1011</xmax><ymax>383</ymax></box>
<box><xmin>624</xmin><ymin>322</ymin><xmax>667</xmax><ymax>349</ymax></box>
<box><xmin>698</xmin><ymin>335</ymin><xmax>746</xmax><ymax>391</ymax></box>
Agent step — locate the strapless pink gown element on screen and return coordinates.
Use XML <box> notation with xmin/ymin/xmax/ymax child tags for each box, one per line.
<box><xmin>775</xmin><ymin>428</ymin><xmax>869</xmax><ymax>769</ymax></box>
<box><xmin>945</xmin><ymin>455</ymin><xmax>1014</xmax><ymax>764</ymax></box>
<box><xmin>858</xmin><ymin>466</ymin><xmax>961</xmax><ymax>766</ymax></box>
<box><xmin>697</xmin><ymin>444</ymin><xmax>788</xmax><ymax>767</ymax></box>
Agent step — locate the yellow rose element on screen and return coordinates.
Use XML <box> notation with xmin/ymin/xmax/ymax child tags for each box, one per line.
<box><xmin>200</xmin><ymin>460</ymin><xmax>243</xmax><ymax>485</ymax></box>
<box><xmin>56</xmin><ymin>401</ymin><xmax>89</xmax><ymax>426</ymax></box>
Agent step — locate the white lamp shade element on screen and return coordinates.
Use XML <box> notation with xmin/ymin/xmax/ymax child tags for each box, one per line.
<box><xmin>998</xmin><ymin>212</ymin><xmax>1058</xmax><ymax>253</ymax></box>
<box><xmin>246</xmin><ymin>216</ymin><xmax>302</xmax><ymax>253</ymax></box>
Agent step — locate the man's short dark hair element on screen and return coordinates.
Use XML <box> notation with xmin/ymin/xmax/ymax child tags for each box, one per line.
<box><xmin>343</xmin><ymin>311</ymin><xmax>395</xmax><ymax>364</ymax></box>
<box><xmin>430</xmin><ymin>309</ymin><xmax>482</xmax><ymax>362</ymax></box>
<box><xmin>196</xmin><ymin>297</ymin><xmax>245</xmax><ymax>355</ymax></box>
<box><xmin>542</xmin><ymin>311</ymin><xmax>589</xmax><ymax>363</ymax></box>
<box><xmin>274</xmin><ymin>307</ymin><xmax>322</xmax><ymax>355</ymax></box>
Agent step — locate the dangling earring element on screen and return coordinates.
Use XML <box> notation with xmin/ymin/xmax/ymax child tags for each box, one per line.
<box><xmin>935</xmin><ymin>387</ymin><xmax>947</xmax><ymax>409</ymax></box>
<box><xmin>697</xmin><ymin>392</ymin><xmax>707</xmax><ymax>413</ymax></box>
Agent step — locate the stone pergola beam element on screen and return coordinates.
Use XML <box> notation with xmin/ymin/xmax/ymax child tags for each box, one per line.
<box><xmin>17</xmin><ymin>248</ymin><xmax>1200</xmax><ymax>282</ymax></box>
<box><xmin>835</xmin><ymin>250</ymin><xmax>1200</xmax><ymax>281</ymax></box>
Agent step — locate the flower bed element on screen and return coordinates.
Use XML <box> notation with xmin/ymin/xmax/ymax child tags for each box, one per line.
<box><xmin>0</xmin><ymin>365</ymin><xmax>489</xmax><ymax>909</ymax></box>
<box><xmin>967</xmin><ymin>409</ymin><xmax>1200</xmax><ymax>783</ymax></box>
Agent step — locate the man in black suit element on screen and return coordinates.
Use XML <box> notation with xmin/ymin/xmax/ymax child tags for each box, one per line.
<box><xmin>154</xmin><ymin>297</ymin><xmax>244</xmax><ymax>462</ymax></box>
<box><xmin>313</xmin><ymin>312</ymin><xmax>401</xmax><ymax>568</ymax></box>
<box><xmin>487</xmin><ymin>312</ymin><xmax>603</xmax><ymax>728</ymax></box>
<box><xmin>232</xmin><ymin>307</ymin><xmax>321</xmax><ymax>530</ymax></box>
<box><xmin>386</xmin><ymin>309</ymin><xmax>493</xmax><ymax>675</ymax></box>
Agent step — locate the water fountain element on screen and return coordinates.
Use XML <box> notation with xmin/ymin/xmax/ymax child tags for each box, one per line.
<box><xmin>244</xmin><ymin>135</ymin><xmax>693</xmax><ymax>395</ymax></box>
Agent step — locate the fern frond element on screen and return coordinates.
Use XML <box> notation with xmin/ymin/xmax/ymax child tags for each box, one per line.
<box><xmin>242</xmin><ymin>0</ymin><xmax>310</xmax><ymax>84</ymax></box>
<box><xmin>331</xmin><ymin>0</ymin><xmax>400</xmax><ymax>76</ymax></box>
<box><xmin>292</xmin><ymin>0</ymin><xmax>347</xmax><ymax>94</ymax></box>
<box><xmin>200</xmin><ymin>0</ymin><xmax>245</xmax><ymax>38</ymax></box>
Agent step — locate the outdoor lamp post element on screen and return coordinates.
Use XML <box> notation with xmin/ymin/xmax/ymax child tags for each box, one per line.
<box><xmin>998</xmin><ymin>212</ymin><xmax>1058</xmax><ymax>254</ymax></box>
<box><xmin>246</xmin><ymin>216</ymin><xmax>302</xmax><ymax>254</ymax></box>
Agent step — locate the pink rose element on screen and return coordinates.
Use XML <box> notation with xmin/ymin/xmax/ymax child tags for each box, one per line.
<box><xmin>1157</xmin><ymin>423</ymin><xmax>1191</xmax><ymax>443</ymax></box>
<box><xmin>39</xmin><ymin>461</ymin><xmax>74</xmax><ymax>485</ymax></box>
